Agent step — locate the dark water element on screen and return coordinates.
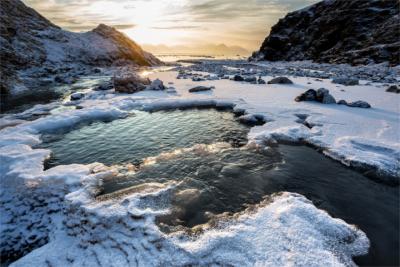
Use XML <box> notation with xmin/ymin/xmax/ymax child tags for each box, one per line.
<box><xmin>1</xmin><ymin>76</ymin><xmax>109</xmax><ymax>114</ymax></box>
<box><xmin>41</xmin><ymin>109</ymin><xmax>250</xmax><ymax>167</ymax></box>
<box><xmin>40</xmin><ymin>109</ymin><xmax>399</xmax><ymax>266</ymax></box>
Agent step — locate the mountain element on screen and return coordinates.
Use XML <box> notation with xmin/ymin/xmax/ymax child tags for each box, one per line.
<box><xmin>250</xmin><ymin>0</ymin><xmax>399</xmax><ymax>65</ymax></box>
<box><xmin>143</xmin><ymin>44</ymin><xmax>250</xmax><ymax>56</ymax></box>
<box><xmin>0</xmin><ymin>0</ymin><xmax>162</xmax><ymax>95</ymax></box>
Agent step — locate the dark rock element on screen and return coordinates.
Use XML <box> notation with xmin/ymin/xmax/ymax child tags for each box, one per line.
<box><xmin>346</xmin><ymin>100</ymin><xmax>371</xmax><ymax>108</ymax></box>
<box><xmin>268</xmin><ymin>76</ymin><xmax>293</xmax><ymax>84</ymax></box>
<box><xmin>93</xmin><ymin>68</ymin><xmax>101</xmax><ymax>73</ymax></box>
<box><xmin>250</xmin><ymin>0</ymin><xmax>399</xmax><ymax>65</ymax></box>
<box><xmin>337</xmin><ymin>100</ymin><xmax>348</xmax><ymax>105</ymax></box>
<box><xmin>258</xmin><ymin>78</ymin><xmax>266</xmax><ymax>84</ymax></box>
<box><xmin>114</xmin><ymin>73</ymin><xmax>150</xmax><ymax>93</ymax></box>
<box><xmin>332</xmin><ymin>77</ymin><xmax>359</xmax><ymax>86</ymax></box>
<box><xmin>295</xmin><ymin>89</ymin><xmax>317</xmax><ymax>102</ymax></box>
<box><xmin>386</xmin><ymin>85</ymin><xmax>400</xmax><ymax>93</ymax></box>
<box><xmin>233</xmin><ymin>75</ymin><xmax>244</xmax><ymax>81</ymax></box>
<box><xmin>296</xmin><ymin>88</ymin><xmax>335</xmax><ymax>104</ymax></box>
<box><xmin>70</xmin><ymin>92</ymin><xmax>84</xmax><ymax>101</ymax></box>
<box><xmin>188</xmin><ymin>86</ymin><xmax>213</xmax><ymax>93</ymax></box>
<box><xmin>94</xmin><ymin>80</ymin><xmax>113</xmax><ymax>91</ymax></box>
<box><xmin>192</xmin><ymin>77</ymin><xmax>205</xmax><ymax>82</ymax></box>
<box><xmin>244</xmin><ymin>76</ymin><xmax>257</xmax><ymax>83</ymax></box>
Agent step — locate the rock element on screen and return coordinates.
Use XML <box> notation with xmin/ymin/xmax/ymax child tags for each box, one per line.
<box><xmin>337</xmin><ymin>100</ymin><xmax>348</xmax><ymax>105</ymax></box>
<box><xmin>147</xmin><ymin>78</ymin><xmax>165</xmax><ymax>90</ymax></box>
<box><xmin>114</xmin><ymin>73</ymin><xmax>150</xmax><ymax>93</ymax></box>
<box><xmin>94</xmin><ymin>80</ymin><xmax>113</xmax><ymax>91</ymax></box>
<box><xmin>233</xmin><ymin>108</ymin><xmax>246</xmax><ymax>116</ymax></box>
<box><xmin>346</xmin><ymin>100</ymin><xmax>371</xmax><ymax>108</ymax></box>
<box><xmin>244</xmin><ymin>76</ymin><xmax>257</xmax><ymax>83</ymax></box>
<box><xmin>192</xmin><ymin>77</ymin><xmax>205</xmax><ymax>82</ymax></box>
<box><xmin>295</xmin><ymin>89</ymin><xmax>317</xmax><ymax>102</ymax></box>
<box><xmin>386</xmin><ymin>85</ymin><xmax>400</xmax><ymax>93</ymax></box>
<box><xmin>267</xmin><ymin>77</ymin><xmax>293</xmax><ymax>84</ymax></box>
<box><xmin>250</xmin><ymin>0</ymin><xmax>399</xmax><ymax>65</ymax></box>
<box><xmin>322</xmin><ymin>93</ymin><xmax>336</xmax><ymax>104</ymax></box>
<box><xmin>233</xmin><ymin>75</ymin><xmax>244</xmax><ymax>81</ymax></box>
<box><xmin>188</xmin><ymin>86</ymin><xmax>213</xmax><ymax>93</ymax></box>
<box><xmin>258</xmin><ymin>78</ymin><xmax>266</xmax><ymax>84</ymax></box>
<box><xmin>332</xmin><ymin>77</ymin><xmax>359</xmax><ymax>86</ymax></box>
<box><xmin>295</xmin><ymin>88</ymin><xmax>335</xmax><ymax>104</ymax></box>
<box><xmin>316</xmin><ymin>88</ymin><xmax>336</xmax><ymax>104</ymax></box>
<box><xmin>70</xmin><ymin>92</ymin><xmax>84</xmax><ymax>101</ymax></box>
<box><xmin>316</xmin><ymin>88</ymin><xmax>329</xmax><ymax>101</ymax></box>
<box><xmin>93</xmin><ymin>68</ymin><xmax>101</xmax><ymax>74</ymax></box>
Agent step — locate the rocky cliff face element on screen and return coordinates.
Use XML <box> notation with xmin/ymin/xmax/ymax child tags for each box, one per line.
<box><xmin>0</xmin><ymin>0</ymin><xmax>161</xmax><ymax>95</ymax></box>
<box><xmin>250</xmin><ymin>0</ymin><xmax>400</xmax><ymax>65</ymax></box>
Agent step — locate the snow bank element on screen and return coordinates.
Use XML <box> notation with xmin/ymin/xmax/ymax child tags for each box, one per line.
<box><xmin>11</xmin><ymin>189</ymin><xmax>368</xmax><ymax>267</ymax></box>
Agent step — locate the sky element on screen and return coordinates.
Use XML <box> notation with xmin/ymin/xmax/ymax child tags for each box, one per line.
<box><xmin>23</xmin><ymin>0</ymin><xmax>319</xmax><ymax>51</ymax></box>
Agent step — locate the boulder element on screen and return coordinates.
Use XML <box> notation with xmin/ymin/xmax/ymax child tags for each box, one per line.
<box><xmin>267</xmin><ymin>76</ymin><xmax>293</xmax><ymax>84</ymax></box>
<box><xmin>295</xmin><ymin>88</ymin><xmax>335</xmax><ymax>104</ymax></box>
<box><xmin>70</xmin><ymin>92</ymin><xmax>84</xmax><ymax>101</ymax></box>
<box><xmin>94</xmin><ymin>80</ymin><xmax>113</xmax><ymax>91</ymax></box>
<box><xmin>316</xmin><ymin>88</ymin><xmax>336</xmax><ymax>104</ymax></box>
<box><xmin>332</xmin><ymin>77</ymin><xmax>359</xmax><ymax>86</ymax></box>
<box><xmin>147</xmin><ymin>78</ymin><xmax>165</xmax><ymax>90</ymax></box>
<box><xmin>386</xmin><ymin>85</ymin><xmax>400</xmax><ymax>93</ymax></box>
<box><xmin>244</xmin><ymin>76</ymin><xmax>257</xmax><ymax>83</ymax></box>
<box><xmin>295</xmin><ymin>89</ymin><xmax>317</xmax><ymax>102</ymax></box>
<box><xmin>258</xmin><ymin>78</ymin><xmax>266</xmax><ymax>84</ymax></box>
<box><xmin>114</xmin><ymin>73</ymin><xmax>150</xmax><ymax>93</ymax></box>
<box><xmin>233</xmin><ymin>75</ymin><xmax>244</xmax><ymax>81</ymax></box>
<box><xmin>322</xmin><ymin>94</ymin><xmax>336</xmax><ymax>104</ymax></box>
<box><xmin>188</xmin><ymin>86</ymin><xmax>213</xmax><ymax>93</ymax></box>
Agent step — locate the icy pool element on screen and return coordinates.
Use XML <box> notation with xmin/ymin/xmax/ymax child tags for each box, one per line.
<box><xmin>40</xmin><ymin>109</ymin><xmax>399</xmax><ymax>266</ymax></box>
<box><xmin>40</xmin><ymin>109</ymin><xmax>250</xmax><ymax>167</ymax></box>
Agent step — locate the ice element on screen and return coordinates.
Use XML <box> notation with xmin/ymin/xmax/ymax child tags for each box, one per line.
<box><xmin>11</xmin><ymin>190</ymin><xmax>368</xmax><ymax>267</ymax></box>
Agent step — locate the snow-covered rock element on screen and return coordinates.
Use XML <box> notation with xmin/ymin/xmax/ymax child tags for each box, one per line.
<box><xmin>147</xmin><ymin>78</ymin><xmax>165</xmax><ymax>91</ymax></box>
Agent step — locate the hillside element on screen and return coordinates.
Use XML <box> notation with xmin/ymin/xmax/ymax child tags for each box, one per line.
<box><xmin>250</xmin><ymin>0</ymin><xmax>399</xmax><ymax>65</ymax></box>
<box><xmin>0</xmin><ymin>0</ymin><xmax>161</xmax><ymax>95</ymax></box>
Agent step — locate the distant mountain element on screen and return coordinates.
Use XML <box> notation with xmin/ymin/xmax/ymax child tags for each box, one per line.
<box><xmin>0</xmin><ymin>0</ymin><xmax>161</xmax><ymax>95</ymax></box>
<box><xmin>250</xmin><ymin>0</ymin><xmax>399</xmax><ymax>65</ymax></box>
<box><xmin>143</xmin><ymin>43</ymin><xmax>250</xmax><ymax>56</ymax></box>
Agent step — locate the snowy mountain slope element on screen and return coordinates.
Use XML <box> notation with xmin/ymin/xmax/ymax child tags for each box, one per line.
<box><xmin>0</xmin><ymin>0</ymin><xmax>161</xmax><ymax>95</ymax></box>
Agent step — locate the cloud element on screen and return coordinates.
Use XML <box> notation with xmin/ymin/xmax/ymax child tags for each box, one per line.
<box><xmin>151</xmin><ymin>25</ymin><xmax>204</xmax><ymax>30</ymax></box>
<box><xmin>22</xmin><ymin>0</ymin><xmax>319</xmax><ymax>50</ymax></box>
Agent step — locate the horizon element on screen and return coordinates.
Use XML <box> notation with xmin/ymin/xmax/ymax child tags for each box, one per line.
<box><xmin>23</xmin><ymin>0</ymin><xmax>318</xmax><ymax>52</ymax></box>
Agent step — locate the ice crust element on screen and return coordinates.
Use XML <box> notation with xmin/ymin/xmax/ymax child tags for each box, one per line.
<box><xmin>2</xmin><ymin>61</ymin><xmax>398</xmax><ymax>265</ymax></box>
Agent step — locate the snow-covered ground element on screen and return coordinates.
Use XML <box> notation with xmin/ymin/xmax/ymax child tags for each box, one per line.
<box><xmin>1</xmin><ymin>61</ymin><xmax>398</xmax><ymax>266</ymax></box>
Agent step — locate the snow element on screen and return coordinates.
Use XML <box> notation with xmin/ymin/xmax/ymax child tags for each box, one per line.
<box><xmin>1</xmin><ymin>60</ymin><xmax>398</xmax><ymax>265</ymax></box>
